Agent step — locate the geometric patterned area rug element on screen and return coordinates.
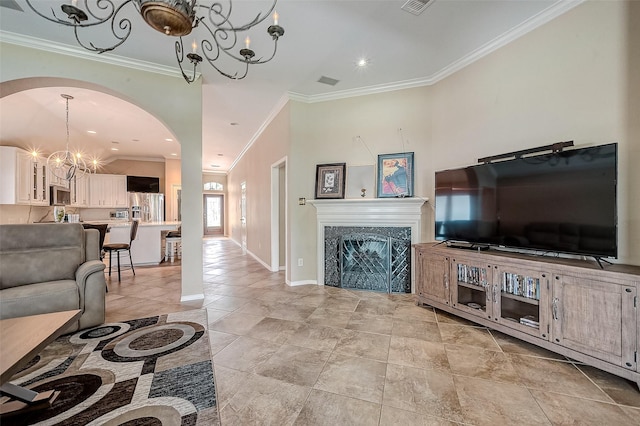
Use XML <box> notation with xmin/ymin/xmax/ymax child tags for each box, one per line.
<box><xmin>2</xmin><ymin>310</ymin><xmax>219</xmax><ymax>426</ymax></box>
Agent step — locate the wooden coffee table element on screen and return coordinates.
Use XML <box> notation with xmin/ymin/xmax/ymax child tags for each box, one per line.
<box><xmin>0</xmin><ymin>310</ymin><xmax>81</xmax><ymax>414</ymax></box>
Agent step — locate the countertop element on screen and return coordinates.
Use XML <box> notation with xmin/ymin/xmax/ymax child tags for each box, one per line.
<box><xmin>82</xmin><ymin>220</ymin><xmax>181</xmax><ymax>228</ymax></box>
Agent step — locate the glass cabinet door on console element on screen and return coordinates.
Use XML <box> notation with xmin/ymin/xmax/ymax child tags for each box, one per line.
<box><xmin>450</xmin><ymin>257</ymin><xmax>493</xmax><ymax>320</ymax></box>
<box><xmin>494</xmin><ymin>266</ymin><xmax>549</xmax><ymax>340</ymax></box>
<box><xmin>416</xmin><ymin>250</ymin><xmax>450</xmax><ymax>306</ymax></box>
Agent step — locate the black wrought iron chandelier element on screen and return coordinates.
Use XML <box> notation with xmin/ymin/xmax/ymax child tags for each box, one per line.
<box><xmin>25</xmin><ymin>0</ymin><xmax>285</xmax><ymax>83</ymax></box>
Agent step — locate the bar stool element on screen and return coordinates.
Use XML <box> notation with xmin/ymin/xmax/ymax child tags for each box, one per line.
<box><xmin>103</xmin><ymin>220</ymin><xmax>139</xmax><ymax>281</ymax></box>
<box><xmin>165</xmin><ymin>228</ymin><xmax>181</xmax><ymax>262</ymax></box>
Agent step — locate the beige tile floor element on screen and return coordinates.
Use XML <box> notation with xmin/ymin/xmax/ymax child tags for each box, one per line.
<box><xmin>104</xmin><ymin>237</ymin><xmax>640</xmax><ymax>425</ymax></box>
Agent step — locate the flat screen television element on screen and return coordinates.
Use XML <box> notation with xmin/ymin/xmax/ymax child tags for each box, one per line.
<box><xmin>435</xmin><ymin>143</ymin><xmax>617</xmax><ymax>258</ymax></box>
<box><xmin>127</xmin><ymin>175</ymin><xmax>160</xmax><ymax>193</ymax></box>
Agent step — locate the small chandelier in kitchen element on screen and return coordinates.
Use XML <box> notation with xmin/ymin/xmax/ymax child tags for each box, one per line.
<box><xmin>47</xmin><ymin>94</ymin><xmax>94</xmax><ymax>182</ymax></box>
<box><xmin>24</xmin><ymin>0</ymin><xmax>285</xmax><ymax>83</ymax></box>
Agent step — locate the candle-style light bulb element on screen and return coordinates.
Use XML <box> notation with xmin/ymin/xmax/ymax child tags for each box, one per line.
<box><xmin>71</xmin><ymin>0</ymin><xmax>78</xmax><ymax>6</ymax></box>
<box><xmin>192</xmin><ymin>39</ymin><xmax>197</xmax><ymax>53</ymax></box>
<box><xmin>245</xmin><ymin>36</ymin><xmax>251</xmax><ymax>49</ymax></box>
<box><xmin>273</xmin><ymin>11</ymin><xmax>279</xmax><ymax>25</ymax></box>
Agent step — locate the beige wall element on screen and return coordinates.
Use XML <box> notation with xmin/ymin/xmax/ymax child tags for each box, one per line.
<box><xmin>287</xmin><ymin>89</ymin><xmax>433</xmax><ymax>283</ymax></box>
<box><xmin>202</xmin><ymin>173</ymin><xmax>226</xmax><ymax>186</ymax></box>
<box><xmin>228</xmin><ymin>103</ymin><xmax>291</xmax><ymax>274</ymax></box>
<box><xmin>626</xmin><ymin>1</ymin><xmax>640</xmax><ymax>267</ymax></box>
<box><xmin>228</xmin><ymin>0</ymin><xmax>639</xmax><ymax>285</ymax></box>
<box><xmin>427</xmin><ymin>0</ymin><xmax>635</xmax><ymax>264</ymax></box>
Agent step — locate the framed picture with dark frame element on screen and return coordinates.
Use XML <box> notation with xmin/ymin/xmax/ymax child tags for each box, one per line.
<box><xmin>377</xmin><ymin>152</ymin><xmax>414</xmax><ymax>198</ymax></box>
<box><xmin>315</xmin><ymin>163</ymin><xmax>346</xmax><ymax>199</ymax></box>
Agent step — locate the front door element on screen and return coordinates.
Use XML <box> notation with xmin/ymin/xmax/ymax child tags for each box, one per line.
<box><xmin>204</xmin><ymin>194</ymin><xmax>224</xmax><ymax>235</ymax></box>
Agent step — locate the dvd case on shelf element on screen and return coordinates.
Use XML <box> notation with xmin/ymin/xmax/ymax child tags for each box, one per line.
<box><xmin>457</xmin><ymin>263</ymin><xmax>488</xmax><ymax>288</ymax></box>
<box><xmin>502</xmin><ymin>272</ymin><xmax>540</xmax><ymax>300</ymax></box>
<box><xmin>519</xmin><ymin>315</ymin><xmax>539</xmax><ymax>328</ymax></box>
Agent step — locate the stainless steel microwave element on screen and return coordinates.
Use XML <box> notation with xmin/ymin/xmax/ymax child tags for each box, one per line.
<box><xmin>50</xmin><ymin>185</ymin><xmax>71</xmax><ymax>206</ymax></box>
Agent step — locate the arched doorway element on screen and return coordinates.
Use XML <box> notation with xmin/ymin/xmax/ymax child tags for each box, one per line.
<box><xmin>0</xmin><ymin>74</ymin><xmax>202</xmax><ymax>300</ymax></box>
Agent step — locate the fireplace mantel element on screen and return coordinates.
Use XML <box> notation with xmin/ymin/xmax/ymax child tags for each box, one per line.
<box><xmin>308</xmin><ymin>198</ymin><xmax>428</xmax><ymax>290</ymax></box>
<box><xmin>308</xmin><ymin>198</ymin><xmax>427</xmax><ymax>224</ymax></box>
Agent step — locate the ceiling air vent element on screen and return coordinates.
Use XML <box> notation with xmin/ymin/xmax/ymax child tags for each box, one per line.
<box><xmin>401</xmin><ymin>0</ymin><xmax>434</xmax><ymax>16</ymax></box>
<box><xmin>317</xmin><ymin>76</ymin><xmax>340</xmax><ymax>86</ymax></box>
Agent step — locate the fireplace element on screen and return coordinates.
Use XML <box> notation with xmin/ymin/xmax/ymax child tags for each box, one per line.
<box><xmin>324</xmin><ymin>226</ymin><xmax>411</xmax><ymax>293</ymax></box>
<box><xmin>308</xmin><ymin>198</ymin><xmax>427</xmax><ymax>293</ymax></box>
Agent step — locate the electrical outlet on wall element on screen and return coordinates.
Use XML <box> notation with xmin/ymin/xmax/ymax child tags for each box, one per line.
<box><xmin>298</xmin><ymin>258</ymin><xmax>304</xmax><ymax>267</ymax></box>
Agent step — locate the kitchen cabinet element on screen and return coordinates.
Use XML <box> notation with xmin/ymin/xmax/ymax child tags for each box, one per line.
<box><xmin>88</xmin><ymin>174</ymin><xmax>127</xmax><ymax>208</ymax></box>
<box><xmin>69</xmin><ymin>174</ymin><xmax>89</xmax><ymax>207</ymax></box>
<box><xmin>414</xmin><ymin>243</ymin><xmax>639</xmax><ymax>388</ymax></box>
<box><xmin>0</xmin><ymin>146</ymin><xmax>48</xmax><ymax>205</ymax></box>
<box><xmin>48</xmin><ymin>166</ymin><xmax>70</xmax><ymax>189</ymax></box>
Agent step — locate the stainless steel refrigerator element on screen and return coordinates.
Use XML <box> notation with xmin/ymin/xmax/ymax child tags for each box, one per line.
<box><xmin>129</xmin><ymin>192</ymin><xmax>164</xmax><ymax>222</ymax></box>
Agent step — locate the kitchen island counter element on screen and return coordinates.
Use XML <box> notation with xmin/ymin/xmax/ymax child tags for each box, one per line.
<box><xmin>83</xmin><ymin>220</ymin><xmax>181</xmax><ymax>228</ymax></box>
<box><xmin>103</xmin><ymin>221</ymin><xmax>180</xmax><ymax>266</ymax></box>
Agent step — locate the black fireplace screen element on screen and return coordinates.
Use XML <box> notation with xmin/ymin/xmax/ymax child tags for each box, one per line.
<box><xmin>324</xmin><ymin>226</ymin><xmax>411</xmax><ymax>293</ymax></box>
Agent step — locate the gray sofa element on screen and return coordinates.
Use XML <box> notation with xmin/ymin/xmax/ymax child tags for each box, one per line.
<box><xmin>0</xmin><ymin>223</ymin><xmax>106</xmax><ymax>332</ymax></box>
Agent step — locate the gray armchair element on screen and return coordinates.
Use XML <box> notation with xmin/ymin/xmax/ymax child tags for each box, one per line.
<box><xmin>0</xmin><ymin>223</ymin><xmax>107</xmax><ymax>332</ymax></box>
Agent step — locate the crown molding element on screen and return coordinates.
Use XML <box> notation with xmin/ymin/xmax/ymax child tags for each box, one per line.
<box><xmin>105</xmin><ymin>155</ymin><xmax>168</xmax><ymax>164</ymax></box>
<box><xmin>228</xmin><ymin>93</ymin><xmax>290</xmax><ymax>173</ymax></box>
<box><xmin>201</xmin><ymin>170</ymin><xmax>227</xmax><ymax>175</ymax></box>
<box><xmin>0</xmin><ymin>30</ymin><xmax>197</xmax><ymax>80</ymax></box>
<box><xmin>288</xmin><ymin>0</ymin><xmax>584</xmax><ymax>104</ymax></box>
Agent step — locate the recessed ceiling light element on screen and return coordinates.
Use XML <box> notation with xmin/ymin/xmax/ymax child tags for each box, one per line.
<box><xmin>111</xmin><ymin>141</ymin><xmax>119</xmax><ymax>144</ymax></box>
<box><xmin>170</xmin><ymin>153</ymin><xmax>177</xmax><ymax>156</ymax></box>
<box><xmin>111</xmin><ymin>148</ymin><xmax>119</xmax><ymax>151</ymax></box>
<box><xmin>132</xmin><ymin>139</ymin><xmax>139</xmax><ymax>142</ymax></box>
<box><xmin>357</xmin><ymin>58</ymin><xmax>368</xmax><ymax>67</ymax></box>
<box><xmin>230</xmin><ymin>122</ymin><xmax>239</xmax><ymax>126</ymax></box>
<box><xmin>210</xmin><ymin>164</ymin><xmax>221</xmax><ymax>168</ymax></box>
<box><xmin>217</xmin><ymin>153</ymin><xmax>224</xmax><ymax>157</ymax></box>
<box><xmin>165</xmin><ymin>138</ymin><xmax>173</xmax><ymax>142</ymax></box>
<box><xmin>87</xmin><ymin>130</ymin><xmax>96</xmax><ymax>134</ymax></box>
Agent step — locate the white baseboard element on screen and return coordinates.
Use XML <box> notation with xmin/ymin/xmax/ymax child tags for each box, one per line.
<box><xmin>246</xmin><ymin>249</ymin><xmax>271</xmax><ymax>270</ymax></box>
<box><xmin>180</xmin><ymin>293</ymin><xmax>204</xmax><ymax>302</ymax></box>
<box><xmin>286</xmin><ymin>279</ymin><xmax>318</xmax><ymax>287</ymax></box>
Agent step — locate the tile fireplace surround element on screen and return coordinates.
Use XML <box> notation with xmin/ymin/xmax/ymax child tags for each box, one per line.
<box><xmin>308</xmin><ymin>198</ymin><xmax>428</xmax><ymax>292</ymax></box>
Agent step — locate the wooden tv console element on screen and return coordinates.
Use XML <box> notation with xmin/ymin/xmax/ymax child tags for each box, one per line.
<box><xmin>414</xmin><ymin>243</ymin><xmax>640</xmax><ymax>389</ymax></box>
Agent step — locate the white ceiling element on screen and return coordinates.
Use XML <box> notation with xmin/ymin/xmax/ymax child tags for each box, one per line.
<box><xmin>0</xmin><ymin>0</ymin><xmax>578</xmax><ymax>173</ymax></box>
